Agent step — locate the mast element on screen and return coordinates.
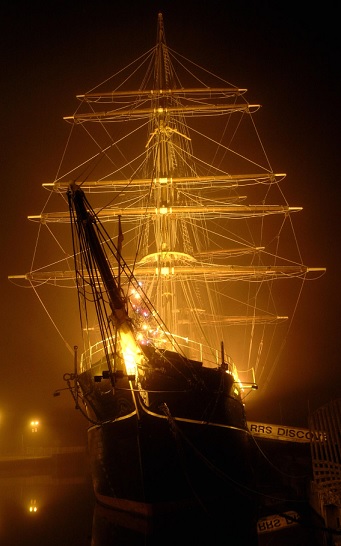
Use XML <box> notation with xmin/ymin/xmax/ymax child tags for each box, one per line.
<box><xmin>68</xmin><ymin>184</ymin><xmax>142</xmax><ymax>379</ymax></box>
<box><xmin>144</xmin><ymin>12</ymin><xmax>179</xmax><ymax>334</ymax></box>
<box><xmin>68</xmin><ymin>185</ymin><xmax>126</xmax><ymax>323</ymax></box>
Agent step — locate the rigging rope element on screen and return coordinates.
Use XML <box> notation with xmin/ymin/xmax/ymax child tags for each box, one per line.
<box><xmin>29</xmin><ymin>281</ymin><xmax>74</xmax><ymax>356</ymax></box>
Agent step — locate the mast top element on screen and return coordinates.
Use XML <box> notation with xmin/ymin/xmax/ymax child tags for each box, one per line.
<box><xmin>157</xmin><ymin>12</ymin><xmax>166</xmax><ymax>47</ymax></box>
<box><xmin>155</xmin><ymin>12</ymin><xmax>169</xmax><ymax>90</ymax></box>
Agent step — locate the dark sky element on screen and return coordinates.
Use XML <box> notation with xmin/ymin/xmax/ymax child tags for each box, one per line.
<box><xmin>1</xmin><ymin>1</ymin><xmax>340</xmax><ymax>437</ymax></box>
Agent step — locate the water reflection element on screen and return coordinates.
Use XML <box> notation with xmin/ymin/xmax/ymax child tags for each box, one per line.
<box><xmin>0</xmin><ymin>454</ymin><xmax>252</xmax><ymax>545</ymax></box>
<box><xmin>91</xmin><ymin>501</ymin><xmax>248</xmax><ymax>545</ymax></box>
<box><xmin>0</xmin><ymin>454</ymin><xmax>93</xmax><ymax>546</ymax></box>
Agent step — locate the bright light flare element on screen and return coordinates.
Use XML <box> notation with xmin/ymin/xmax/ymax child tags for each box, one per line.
<box><xmin>28</xmin><ymin>499</ymin><xmax>38</xmax><ymax>514</ymax></box>
<box><xmin>119</xmin><ymin>327</ymin><xmax>143</xmax><ymax>379</ymax></box>
<box><xmin>30</xmin><ymin>420</ymin><xmax>39</xmax><ymax>432</ymax></box>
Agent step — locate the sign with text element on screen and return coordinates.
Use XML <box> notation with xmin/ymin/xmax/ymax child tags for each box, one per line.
<box><xmin>257</xmin><ymin>511</ymin><xmax>300</xmax><ymax>534</ymax></box>
<box><xmin>248</xmin><ymin>421</ymin><xmax>317</xmax><ymax>443</ymax></box>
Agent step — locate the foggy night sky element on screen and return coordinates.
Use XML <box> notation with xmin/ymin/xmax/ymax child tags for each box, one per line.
<box><xmin>0</xmin><ymin>1</ymin><xmax>340</xmax><ymax>441</ymax></box>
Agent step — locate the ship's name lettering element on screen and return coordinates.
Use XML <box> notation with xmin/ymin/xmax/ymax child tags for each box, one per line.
<box><xmin>248</xmin><ymin>422</ymin><xmax>321</xmax><ymax>442</ymax></box>
<box><xmin>257</xmin><ymin>511</ymin><xmax>299</xmax><ymax>533</ymax></box>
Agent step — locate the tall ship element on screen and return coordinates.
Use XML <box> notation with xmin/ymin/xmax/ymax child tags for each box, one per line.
<box><xmin>9</xmin><ymin>13</ymin><xmax>325</xmax><ymax>543</ymax></box>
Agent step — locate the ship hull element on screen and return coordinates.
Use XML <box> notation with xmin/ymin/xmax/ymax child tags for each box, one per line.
<box><xmin>88</xmin><ymin>411</ymin><xmax>254</xmax><ymax>510</ymax></box>
<box><xmin>78</xmin><ymin>353</ymin><xmax>258</xmax><ymax>542</ymax></box>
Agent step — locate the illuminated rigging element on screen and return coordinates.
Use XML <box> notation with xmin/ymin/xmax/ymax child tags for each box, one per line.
<box><xmin>9</xmin><ymin>13</ymin><xmax>326</xmax><ymax>391</ymax></box>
